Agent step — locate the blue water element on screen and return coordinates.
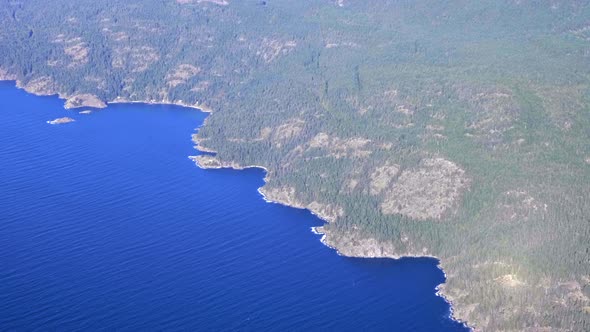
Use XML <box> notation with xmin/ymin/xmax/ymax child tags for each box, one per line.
<box><xmin>0</xmin><ymin>81</ymin><xmax>468</xmax><ymax>331</ymax></box>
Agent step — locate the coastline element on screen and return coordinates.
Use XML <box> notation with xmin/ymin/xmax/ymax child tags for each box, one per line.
<box><xmin>0</xmin><ymin>76</ymin><xmax>472</xmax><ymax>331</ymax></box>
<box><xmin>109</xmin><ymin>97</ymin><xmax>213</xmax><ymax>113</ymax></box>
<box><xmin>0</xmin><ymin>75</ymin><xmax>213</xmax><ymax>114</ymax></box>
<box><xmin>189</xmin><ymin>139</ymin><xmax>472</xmax><ymax>331</ymax></box>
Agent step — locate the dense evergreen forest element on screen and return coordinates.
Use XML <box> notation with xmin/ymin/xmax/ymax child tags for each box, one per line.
<box><xmin>1</xmin><ymin>0</ymin><xmax>589</xmax><ymax>330</ymax></box>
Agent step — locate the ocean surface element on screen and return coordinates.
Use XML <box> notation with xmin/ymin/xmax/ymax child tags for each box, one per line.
<box><xmin>0</xmin><ymin>81</ymin><xmax>469</xmax><ymax>331</ymax></box>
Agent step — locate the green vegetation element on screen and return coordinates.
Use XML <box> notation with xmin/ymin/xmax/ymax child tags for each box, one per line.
<box><xmin>1</xmin><ymin>0</ymin><xmax>589</xmax><ymax>330</ymax></box>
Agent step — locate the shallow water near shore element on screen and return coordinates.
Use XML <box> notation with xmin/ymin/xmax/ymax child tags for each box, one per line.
<box><xmin>0</xmin><ymin>81</ymin><xmax>468</xmax><ymax>331</ymax></box>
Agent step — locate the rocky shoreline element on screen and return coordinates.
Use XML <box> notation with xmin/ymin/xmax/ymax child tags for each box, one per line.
<box><xmin>0</xmin><ymin>72</ymin><xmax>213</xmax><ymax>114</ymax></box>
<box><xmin>0</xmin><ymin>75</ymin><xmax>473</xmax><ymax>331</ymax></box>
<box><xmin>189</xmin><ymin>136</ymin><xmax>472</xmax><ymax>331</ymax></box>
<box><xmin>109</xmin><ymin>96</ymin><xmax>213</xmax><ymax>113</ymax></box>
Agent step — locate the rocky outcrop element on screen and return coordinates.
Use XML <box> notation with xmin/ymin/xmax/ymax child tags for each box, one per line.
<box><xmin>369</xmin><ymin>162</ymin><xmax>400</xmax><ymax>195</ymax></box>
<box><xmin>0</xmin><ymin>68</ymin><xmax>17</xmax><ymax>81</ymax></box>
<box><xmin>381</xmin><ymin>158</ymin><xmax>470</xmax><ymax>220</ymax></box>
<box><xmin>260</xmin><ymin>186</ymin><xmax>344</xmax><ymax>223</ymax></box>
<box><xmin>64</xmin><ymin>94</ymin><xmax>107</xmax><ymax>109</ymax></box>
<box><xmin>47</xmin><ymin>117</ymin><xmax>75</xmax><ymax>125</ymax></box>
<box><xmin>316</xmin><ymin>227</ymin><xmax>432</xmax><ymax>259</ymax></box>
<box><xmin>19</xmin><ymin>77</ymin><xmax>60</xmax><ymax>96</ymax></box>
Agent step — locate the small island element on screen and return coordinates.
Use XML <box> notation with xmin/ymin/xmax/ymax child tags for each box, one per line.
<box><xmin>47</xmin><ymin>117</ymin><xmax>75</xmax><ymax>125</ymax></box>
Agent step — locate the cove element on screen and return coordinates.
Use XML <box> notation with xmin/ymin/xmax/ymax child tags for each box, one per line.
<box><xmin>0</xmin><ymin>81</ymin><xmax>468</xmax><ymax>331</ymax></box>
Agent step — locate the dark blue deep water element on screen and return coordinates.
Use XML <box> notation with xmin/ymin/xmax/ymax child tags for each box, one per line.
<box><xmin>0</xmin><ymin>81</ymin><xmax>468</xmax><ymax>331</ymax></box>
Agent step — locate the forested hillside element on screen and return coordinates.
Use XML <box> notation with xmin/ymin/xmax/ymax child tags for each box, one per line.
<box><xmin>1</xmin><ymin>1</ymin><xmax>589</xmax><ymax>330</ymax></box>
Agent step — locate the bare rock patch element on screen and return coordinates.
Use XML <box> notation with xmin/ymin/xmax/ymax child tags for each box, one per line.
<box><xmin>267</xmin><ymin>119</ymin><xmax>305</xmax><ymax>147</ymax></box>
<box><xmin>256</xmin><ymin>38</ymin><xmax>297</xmax><ymax>63</ymax></box>
<box><xmin>495</xmin><ymin>190</ymin><xmax>547</xmax><ymax>223</ymax></box>
<box><xmin>381</xmin><ymin>158</ymin><xmax>470</xmax><ymax>220</ymax></box>
<box><xmin>459</xmin><ymin>86</ymin><xmax>520</xmax><ymax>149</ymax></box>
<box><xmin>306</xmin><ymin>133</ymin><xmax>372</xmax><ymax>158</ymax></box>
<box><xmin>112</xmin><ymin>45</ymin><xmax>160</xmax><ymax>73</ymax></box>
<box><xmin>64</xmin><ymin>41</ymin><xmax>89</xmax><ymax>67</ymax></box>
<box><xmin>47</xmin><ymin>117</ymin><xmax>75</xmax><ymax>125</ymax></box>
<box><xmin>65</xmin><ymin>94</ymin><xmax>107</xmax><ymax>109</ymax></box>
<box><xmin>0</xmin><ymin>68</ymin><xmax>17</xmax><ymax>81</ymax></box>
<box><xmin>20</xmin><ymin>76</ymin><xmax>59</xmax><ymax>96</ymax></box>
<box><xmin>262</xmin><ymin>186</ymin><xmax>344</xmax><ymax>222</ymax></box>
<box><xmin>369</xmin><ymin>162</ymin><xmax>400</xmax><ymax>195</ymax></box>
<box><xmin>166</xmin><ymin>64</ymin><xmax>201</xmax><ymax>87</ymax></box>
